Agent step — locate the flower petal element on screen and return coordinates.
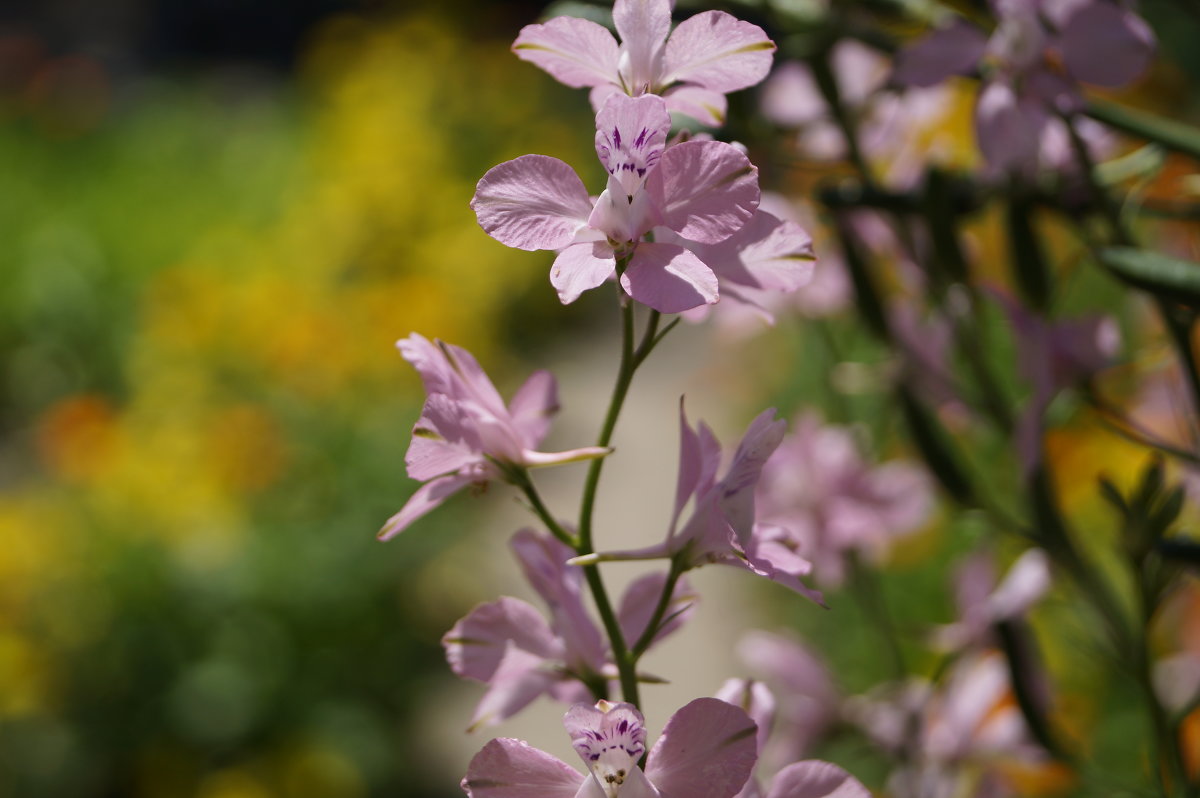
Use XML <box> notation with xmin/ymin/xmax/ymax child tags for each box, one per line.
<box><xmin>462</xmin><ymin>738</ymin><xmax>584</xmax><ymax>798</ymax></box>
<box><xmin>618</xmin><ymin>572</ymin><xmax>698</xmax><ymax>649</ymax></box>
<box><xmin>661</xmin><ymin>11</ymin><xmax>775</xmax><ymax>93</ymax></box>
<box><xmin>1059</xmin><ymin>2</ymin><xmax>1155</xmax><ymax>88</ymax></box>
<box><xmin>472</xmin><ymin>154</ymin><xmax>593</xmax><ymax>251</ymax></box>
<box><xmin>891</xmin><ymin>19</ymin><xmax>987</xmax><ymax>87</ymax></box>
<box><xmin>613</xmin><ymin>0</ymin><xmax>672</xmax><ymax>92</ymax></box>
<box><xmin>764</xmin><ymin>761</ymin><xmax>870</xmax><ymax>798</ymax></box>
<box><xmin>662</xmin><ymin>84</ymin><xmax>727</xmax><ymax>127</ymax></box>
<box><xmin>512</xmin><ymin>16</ymin><xmax>622</xmax><ymax>89</ymax></box>
<box><xmin>671</xmin><ymin>399</ymin><xmax>705</xmax><ymax>531</ymax></box>
<box><xmin>620</xmin><ymin>242</ymin><xmax>719</xmax><ymax>313</ymax></box>
<box><xmin>551</xmin><ymin>241</ymin><xmax>619</xmax><ymax>305</ymax></box>
<box><xmin>975</xmin><ymin>80</ymin><xmax>1045</xmax><ymax>173</ymax></box>
<box><xmin>468</xmin><ymin>643</ymin><xmax>562</xmax><ymax>728</ymax></box>
<box><xmin>646</xmin><ymin>140</ymin><xmax>759</xmax><ymax>244</ymax></box>
<box><xmin>596</xmin><ymin>94</ymin><xmax>671</xmax><ymax>195</ymax></box>
<box><xmin>442</xmin><ymin>596</ymin><xmax>560</xmax><ymax>682</ymax></box>
<box><xmin>693</xmin><ymin>210</ymin><xmax>815</xmax><ymax>298</ymax></box>
<box><xmin>645</xmin><ymin>697</ymin><xmax>758</xmax><ymax>798</ymax></box>
<box><xmin>507</xmin><ymin>370</ymin><xmax>560</xmax><ymax>448</ymax></box>
<box><xmin>377</xmin><ymin>473</ymin><xmax>473</xmax><ymax>540</ymax></box>
<box><xmin>405</xmin><ymin>394</ymin><xmax>483</xmax><ymax>481</ymax></box>
<box><xmin>719</xmin><ymin>409</ymin><xmax>786</xmax><ymax>543</ymax></box>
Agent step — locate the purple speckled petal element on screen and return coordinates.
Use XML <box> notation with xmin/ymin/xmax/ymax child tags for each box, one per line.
<box><xmin>663</xmin><ymin>84</ymin><xmax>727</xmax><ymax>127</ymax></box>
<box><xmin>646</xmin><ymin>140</ymin><xmax>759</xmax><ymax>244</ymax></box>
<box><xmin>472</xmin><ymin>155</ymin><xmax>594</xmax><ymax>251</ymax></box>
<box><xmin>462</xmin><ymin>738</ymin><xmax>584</xmax><ymax>798</ymax></box>
<box><xmin>596</xmin><ymin>94</ymin><xmax>671</xmax><ymax>195</ymax></box>
<box><xmin>891</xmin><ymin>19</ymin><xmax>987</xmax><ymax>87</ymax></box>
<box><xmin>764</xmin><ymin>761</ymin><xmax>870</xmax><ymax>798</ymax></box>
<box><xmin>661</xmin><ymin>11</ymin><xmax>775</xmax><ymax>93</ymax></box>
<box><xmin>1059</xmin><ymin>2</ymin><xmax>1155</xmax><ymax>88</ymax></box>
<box><xmin>512</xmin><ymin>16</ymin><xmax>621</xmax><ymax>89</ymax></box>
<box><xmin>620</xmin><ymin>241</ymin><xmax>719</xmax><ymax>313</ymax></box>
<box><xmin>507</xmin><ymin>370</ymin><xmax>559</xmax><ymax>449</ymax></box>
<box><xmin>377</xmin><ymin>472</ymin><xmax>473</xmax><ymax>540</ymax></box>
<box><xmin>614</xmin><ymin>0</ymin><xmax>672</xmax><ymax>93</ymax></box>
<box><xmin>551</xmin><ymin>241</ymin><xmax>618</xmax><ymax>305</ymax></box>
<box><xmin>645</xmin><ymin>698</ymin><xmax>758</xmax><ymax>798</ymax></box>
<box><xmin>565</xmin><ymin>701</ymin><xmax>649</xmax><ymax>793</ymax></box>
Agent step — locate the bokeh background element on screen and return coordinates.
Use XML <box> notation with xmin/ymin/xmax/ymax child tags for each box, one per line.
<box><xmin>4</xmin><ymin>0</ymin><xmax>1200</xmax><ymax>796</ymax></box>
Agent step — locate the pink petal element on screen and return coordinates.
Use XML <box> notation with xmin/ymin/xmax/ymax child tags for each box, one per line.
<box><xmin>512</xmin><ymin>16</ymin><xmax>621</xmax><ymax>89</ymax></box>
<box><xmin>377</xmin><ymin>473</ymin><xmax>473</xmax><ymax>540</ymax></box>
<box><xmin>589</xmin><ymin>175</ymin><xmax>658</xmax><ymax>243</ymax></box>
<box><xmin>661</xmin><ymin>11</ymin><xmax>775</xmax><ymax>93</ymax></box>
<box><xmin>1059</xmin><ymin>3</ymin><xmax>1155</xmax><ymax>88</ymax></box>
<box><xmin>671</xmin><ymin>399</ymin><xmax>705</xmax><ymax>532</ymax></box>
<box><xmin>472</xmin><ymin>155</ymin><xmax>593</xmax><ymax>251</ymax></box>
<box><xmin>468</xmin><ymin>644</ymin><xmax>561</xmax><ymax>728</ymax></box>
<box><xmin>646</xmin><ymin>140</ymin><xmax>759</xmax><ymax>244</ymax></box>
<box><xmin>663</xmin><ymin>85</ymin><xmax>727</xmax><ymax>127</ymax></box>
<box><xmin>462</xmin><ymin>738</ymin><xmax>584</xmax><ymax>798</ymax></box>
<box><xmin>613</xmin><ymin>0</ymin><xmax>672</xmax><ymax>92</ymax></box>
<box><xmin>714</xmin><ymin>678</ymin><xmax>776</xmax><ymax>762</ymax></box>
<box><xmin>551</xmin><ymin>241</ymin><xmax>618</xmax><ymax>304</ymax></box>
<box><xmin>595</xmin><ymin>94</ymin><xmax>671</xmax><ymax>195</ymax></box>
<box><xmin>442</xmin><ymin>596</ymin><xmax>560</xmax><ymax>682</ymax></box>
<box><xmin>694</xmin><ymin>210</ymin><xmax>815</xmax><ymax>298</ymax></box>
<box><xmin>589</xmin><ymin>83</ymin><xmax>625</xmax><ymax>114</ymax></box>
<box><xmin>760</xmin><ymin>62</ymin><xmax>824</xmax><ymax>127</ymax></box>
<box><xmin>507</xmin><ymin>370</ymin><xmax>560</xmax><ymax>448</ymax></box>
<box><xmin>620</xmin><ymin>242</ymin><xmax>719</xmax><ymax>313</ymax></box>
<box><xmin>398</xmin><ymin>335</ymin><xmax>509</xmax><ymax>419</ymax></box>
<box><xmin>987</xmin><ymin>548</ymin><xmax>1050</xmax><ymax>620</ymax></box>
<box><xmin>618</xmin><ymin>572</ymin><xmax>698</xmax><ymax>648</ymax></box>
<box><xmin>645</xmin><ymin>697</ymin><xmax>758</xmax><ymax>798</ymax></box>
<box><xmin>975</xmin><ymin>80</ymin><xmax>1045</xmax><ymax>172</ymax></box>
<box><xmin>405</xmin><ymin>394</ymin><xmax>483</xmax><ymax>481</ymax></box>
<box><xmin>764</xmin><ymin>761</ymin><xmax>870</xmax><ymax>798</ymax></box>
<box><xmin>891</xmin><ymin>20</ymin><xmax>987</xmax><ymax>87</ymax></box>
<box><xmin>719</xmin><ymin>409</ymin><xmax>787</xmax><ymax>542</ymax></box>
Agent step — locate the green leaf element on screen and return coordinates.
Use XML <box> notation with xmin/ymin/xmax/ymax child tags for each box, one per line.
<box><xmin>1086</xmin><ymin>99</ymin><xmax>1200</xmax><ymax>162</ymax></box>
<box><xmin>1098</xmin><ymin>247</ymin><xmax>1200</xmax><ymax>309</ymax></box>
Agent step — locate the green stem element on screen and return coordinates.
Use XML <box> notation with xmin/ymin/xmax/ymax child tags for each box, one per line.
<box><xmin>630</xmin><ymin>559</ymin><xmax>685</xmax><ymax>659</ymax></box>
<box><xmin>512</xmin><ymin>469</ymin><xmax>577</xmax><ymax>548</ymax></box>
<box><xmin>1085</xmin><ymin>99</ymin><xmax>1200</xmax><ymax>162</ymax></box>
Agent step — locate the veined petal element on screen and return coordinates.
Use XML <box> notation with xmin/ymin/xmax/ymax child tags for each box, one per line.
<box><xmin>891</xmin><ymin>19</ymin><xmax>987</xmax><ymax>87</ymax></box>
<box><xmin>661</xmin><ymin>11</ymin><xmax>775</xmax><ymax>93</ymax></box>
<box><xmin>462</xmin><ymin>738</ymin><xmax>584</xmax><ymax>798</ymax></box>
<box><xmin>620</xmin><ymin>242</ymin><xmax>719</xmax><ymax>313</ymax></box>
<box><xmin>472</xmin><ymin>155</ymin><xmax>593</xmax><ymax>251</ymax></box>
<box><xmin>694</xmin><ymin>210</ymin><xmax>815</xmax><ymax>294</ymax></box>
<box><xmin>671</xmin><ymin>399</ymin><xmax>705</xmax><ymax>532</ymax></box>
<box><xmin>595</xmin><ymin>94</ymin><xmax>671</xmax><ymax>195</ymax></box>
<box><xmin>377</xmin><ymin>473</ymin><xmax>473</xmax><ymax>540</ymax></box>
<box><xmin>508</xmin><ymin>370</ymin><xmax>560</xmax><ymax>448</ymax></box>
<box><xmin>662</xmin><ymin>84</ymin><xmax>727</xmax><ymax>127</ymax></box>
<box><xmin>468</xmin><ymin>649</ymin><xmax>562</xmax><ymax>729</ymax></box>
<box><xmin>1059</xmin><ymin>2</ymin><xmax>1155</xmax><ymax>88</ymax></box>
<box><xmin>719</xmin><ymin>409</ymin><xmax>786</xmax><ymax>543</ymax></box>
<box><xmin>513</xmin><ymin>17</ymin><xmax>622</xmax><ymax>89</ymax></box>
<box><xmin>443</xmin><ymin>596</ymin><xmax>560</xmax><ymax>682</ymax></box>
<box><xmin>552</xmin><ymin>241</ymin><xmax>619</xmax><ymax>305</ymax></box>
<box><xmin>646</xmin><ymin>140</ymin><xmax>759</xmax><ymax>244</ymax></box>
<box><xmin>405</xmin><ymin>394</ymin><xmax>483</xmax><ymax>481</ymax></box>
<box><xmin>764</xmin><ymin>761</ymin><xmax>870</xmax><ymax>798</ymax></box>
<box><xmin>645</xmin><ymin>698</ymin><xmax>758</xmax><ymax>798</ymax></box>
<box><xmin>614</xmin><ymin>0</ymin><xmax>672</xmax><ymax>93</ymax></box>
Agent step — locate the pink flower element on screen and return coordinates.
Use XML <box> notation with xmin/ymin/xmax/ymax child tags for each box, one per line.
<box><xmin>511</xmin><ymin>0</ymin><xmax>776</xmax><ymax>127</ymax></box>
<box><xmin>576</xmin><ymin>402</ymin><xmax>822</xmax><ymax>604</ymax></box>
<box><xmin>444</xmin><ymin>529</ymin><xmax>696</xmax><ymax>728</ymax></box>
<box><xmin>471</xmin><ymin>94</ymin><xmax>760</xmax><ymax>313</ymax></box>
<box><xmin>461</xmin><ymin>698</ymin><xmax>758</xmax><ymax>798</ymax></box>
<box><xmin>932</xmin><ymin>548</ymin><xmax>1052</xmax><ymax>651</ymax></box>
<box><xmin>378</xmin><ymin>335</ymin><xmax>608</xmax><ymax>540</ymax></box>
<box><xmin>756</xmin><ymin>412</ymin><xmax>933</xmax><ymax>586</ymax></box>
<box><xmin>991</xmin><ymin>291</ymin><xmax>1120</xmax><ymax>473</ymax></box>
<box><xmin>892</xmin><ymin>1</ymin><xmax>1155</xmax><ymax>174</ymax></box>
